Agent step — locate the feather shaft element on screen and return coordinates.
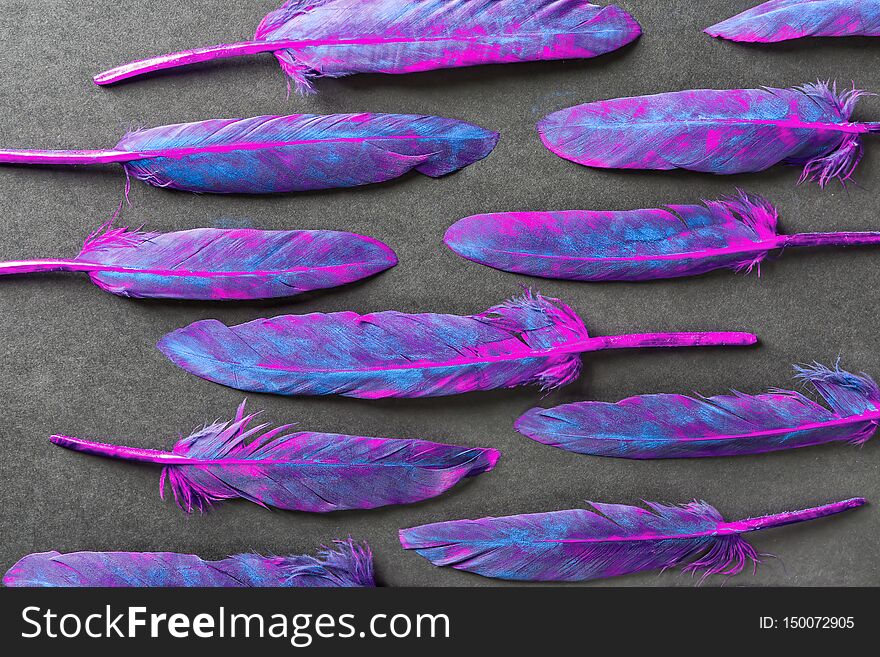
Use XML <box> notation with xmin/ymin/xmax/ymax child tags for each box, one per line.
<box><xmin>782</xmin><ymin>232</ymin><xmax>880</xmax><ymax>248</ymax></box>
<box><xmin>0</xmin><ymin>259</ymin><xmax>389</xmax><ymax>277</ymax></box>
<box><xmin>0</xmin><ymin>149</ymin><xmax>138</xmax><ymax>165</ymax></box>
<box><xmin>721</xmin><ymin>498</ymin><xmax>866</xmax><ymax>533</ymax></box>
<box><xmin>94</xmin><ymin>40</ymin><xmax>290</xmax><ymax>85</ymax></box>
<box><xmin>50</xmin><ymin>435</ymin><xmax>191</xmax><ymax>464</ymax></box>
<box><xmin>0</xmin><ymin>259</ymin><xmax>83</xmax><ymax>275</ymax></box>
<box><xmin>0</xmin><ymin>134</ymin><xmax>453</xmax><ymax>165</ymax></box>
<box><xmin>165</xmin><ymin>332</ymin><xmax>756</xmax><ymax>372</ymax></box>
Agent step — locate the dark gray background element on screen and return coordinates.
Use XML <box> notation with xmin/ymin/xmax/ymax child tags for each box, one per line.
<box><xmin>0</xmin><ymin>0</ymin><xmax>877</xmax><ymax>587</ymax></box>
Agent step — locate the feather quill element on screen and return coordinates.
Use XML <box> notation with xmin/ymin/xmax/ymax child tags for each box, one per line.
<box><xmin>3</xmin><ymin>540</ymin><xmax>374</xmax><ymax>587</ymax></box>
<box><xmin>399</xmin><ymin>498</ymin><xmax>866</xmax><ymax>582</ymax></box>
<box><xmin>516</xmin><ymin>362</ymin><xmax>880</xmax><ymax>459</ymax></box>
<box><xmin>0</xmin><ymin>113</ymin><xmax>498</xmax><ymax>194</ymax></box>
<box><xmin>50</xmin><ymin>401</ymin><xmax>499</xmax><ymax>512</ymax></box>
<box><xmin>444</xmin><ymin>191</ymin><xmax>880</xmax><ymax>281</ymax></box>
<box><xmin>538</xmin><ymin>81</ymin><xmax>880</xmax><ymax>187</ymax></box>
<box><xmin>707</xmin><ymin>0</ymin><xmax>880</xmax><ymax>43</ymax></box>
<box><xmin>157</xmin><ymin>291</ymin><xmax>757</xmax><ymax>399</ymax></box>
<box><xmin>0</xmin><ymin>224</ymin><xmax>396</xmax><ymax>299</ymax></box>
<box><xmin>94</xmin><ymin>0</ymin><xmax>642</xmax><ymax>94</ymax></box>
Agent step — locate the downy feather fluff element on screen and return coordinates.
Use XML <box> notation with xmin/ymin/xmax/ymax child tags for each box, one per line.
<box><xmin>444</xmin><ymin>190</ymin><xmax>880</xmax><ymax>281</ymax></box>
<box><xmin>0</xmin><ymin>224</ymin><xmax>397</xmax><ymax>299</ymax></box>
<box><xmin>0</xmin><ymin>113</ymin><xmax>498</xmax><ymax>194</ymax></box>
<box><xmin>50</xmin><ymin>401</ymin><xmax>500</xmax><ymax>512</ymax></box>
<box><xmin>400</xmin><ymin>498</ymin><xmax>866</xmax><ymax>582</ymax></box>
<box><xmin>156</xmin><ymin>291</ymin><xmax>757</xmax><ymax>399</ymax></box>
<box><xmin>516</xmin><ymin>362</ymin><xmax>880</xmax><ymax>458</ymax></box>
<box><xmin>94</xmin><ymin>0</ymin><xmax>642</xmax><ymax>94</ymax></box>
<box><xmin>707</xmin><ymin>0</ymin><xmax>880</xmax><ymax>43</ymax></box>
<box><xmin>538</xmin><ymin>81</ymin><xmax>880</xmax><ymax>187</ymax></box>
<box><xmin>3</xmin><ymin>540</ymin><xmax>374</xmax><ymax>587</ymax></box>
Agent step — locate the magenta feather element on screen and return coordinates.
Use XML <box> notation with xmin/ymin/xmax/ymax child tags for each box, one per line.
<box><xmin>538</xmin><ymin>81</ymin><xmax>880</xmax><ymax>187</ymax></box>
<box><xmin>49</xmin><ymin>401</ymin><xmax>499</xmax><ymax>513</ymax></box>
<box><xmin>444</xmin><ymin>190</ymin><xmax>880</xmax><ymax>281</ymax></box>
<box><xmin>0</xmin><ymin>224</ymin><xmax>397</xmax><ymax>300</ymax></box>
<box><xmin>156</xmin><ymin>291</ymin><xmax>757</xmax><ymax>399</ymax></box>
<box><xmin>400</xmin><ymin>498</ymin><xmax>866</xmax><ymax>582</ymax></box>
<box><xmin>516</xmin><ymin>362</ymin><xmax>880</xmax><ymax>459</ymax></box>
<box><xmin>707</xmin><ymin>0</ymin><xmax>880</xmax><ymax>43</ymax></box>
<box><xmin>94</xmin><ymin>1</ymin><xmax>642</xmax><ymax>94</ymax></box>
<box><xmin>0</xmin><ymin>113</ymin><xmax>498</xmax><ymax>194</ymax></box>
<box><xmin>4</xmin><ymin>540</ymin><xmax>374</xmax><ymax>587</ymax></box>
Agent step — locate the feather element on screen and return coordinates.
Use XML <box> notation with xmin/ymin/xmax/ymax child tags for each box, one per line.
<box><xmin>157</xmin><ymin>291</ymin><xmax>757</xmax><ymax>399</ymax></box>
<box><xmin>0</xmin><ymin>224</ymin><xmax>397</xmax><ymax>300</ymax></box>
<box><xmin>707</xmin><ymin>0</ymin><xmax>880</xmax><ymax>43</ymax></box>
<box><xmin>0</xmin><ymin>113</ymin><xmax>498</xmax><ymax>194</ymax></box>
<box><xmin>399</xmin><ymin>497</ymin><xmax>866</xmax><ymax>582</ymax></box>
<box><xmin>516</xmin><ymin>362</ymin><xmax>880</xmax><ymax>459</ymax></box>
<box><xmin>94</xmin><ymin>0</ymin><xmax>642</xmax><ymax>94</ymax></box>
<box><xmin>444</xmin><ymin>190</ymin><xmax>880</xmax><ymax>281</ymax></box>
<box><xmin>50</xmin><ymin>400</ymin><xmax>500</xmax><ymax>512</ymax></box>
<box><xmin>3</xmin><ymin>540</ymin><xmax>374</xmax><ymax>587</ymax></box>
<box><xmin>537</xmin><ymin>80</ymin><xmax>880</xmax><ymax>187</ymax></box>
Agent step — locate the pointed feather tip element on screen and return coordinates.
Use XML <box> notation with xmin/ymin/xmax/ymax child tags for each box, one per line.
<box><xmin>473</xmin><ymin>447</ymin><xmax>501</xmax><ymax>475</ymax></box>
<box><xmin>362</xmin><ymin>233</ymin><xmax>399</xmax><ymax>268</ymax></box>
<box><xmin>703</xmin><ymin>21</ymin><xmax>759</xmax><ymax>42</ymax></box>
<box><xmin>512</xmin><ymin>407</ymin><xmax>548</xmax><ymax>442</ymax></box>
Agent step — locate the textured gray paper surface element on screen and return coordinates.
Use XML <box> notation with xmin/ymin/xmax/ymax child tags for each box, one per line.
<box><xmin>0</xmin><ymin>0</ymin><xmax>876</xmax><ymax>586</ymax></box>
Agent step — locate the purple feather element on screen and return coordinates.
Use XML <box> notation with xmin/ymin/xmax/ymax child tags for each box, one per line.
<box><xmin>4</xmin><ymin>540</ymin><xmax>374</xmax><ymax>587</ymax></box>
<box><xmin>537</xmin><ymin>81</ymin><xmax>880</xmax><ymax>187</ymax></box>
<box><xmin>516</xmin><ymin>362</ymin><xmax>880</xmax><ymax>459</ymax></box>
<box><xmin>444</xmin><ymin>190</ymin><xmax>880</xmax><ymax>281</ymax></box>
<box><xmin>399</xmin><ymin>498</ymin><xmax>866</xmax><ymax>582</ymax></box>
<box><xmin>0</xmin><ymin>113</ymin><xmax>498</xmax><ymax>194</ymax></box>
<box><xmin>49</xmin><ymin>401</ymin><xmax>500</xmax><ymax>513</ymax></box>
<box><xmin>156</xmin><ymin>291</ymin><xmax>757</xmax><ymax>399</ymax></box>
<box><xmin>94</xmin><ymin>0</ymin><xmax>642</xmax><ymax>94</ymax></box>
<box><xmin>0</xmin><ymin>224</ymin><xmax>396</xmax><ymax>300</ymax></box>
<box><xmin>707</xmin><ymin>0</ymin><xmax>880</xmax><ymax>43</ymax></box>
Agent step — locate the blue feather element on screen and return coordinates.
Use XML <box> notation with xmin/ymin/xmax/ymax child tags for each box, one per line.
<box><xmin>516</xmin><ymin>362</ymin><xmax>880</xmax><ymax>458</ymax></box>
<box><xmin>4</xmin><ymin>540</ymin><xmax>374</xmax><ymax>587</ymax></box>
<box><xmin>707</xmin><ymin>0</ymin><xmax>880</xmax><ymax>43</ymax></box>
<box><xmin>0</xmin><ymin>114</ymin><xmax>499</xmax><ymax>194</ymax></box>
